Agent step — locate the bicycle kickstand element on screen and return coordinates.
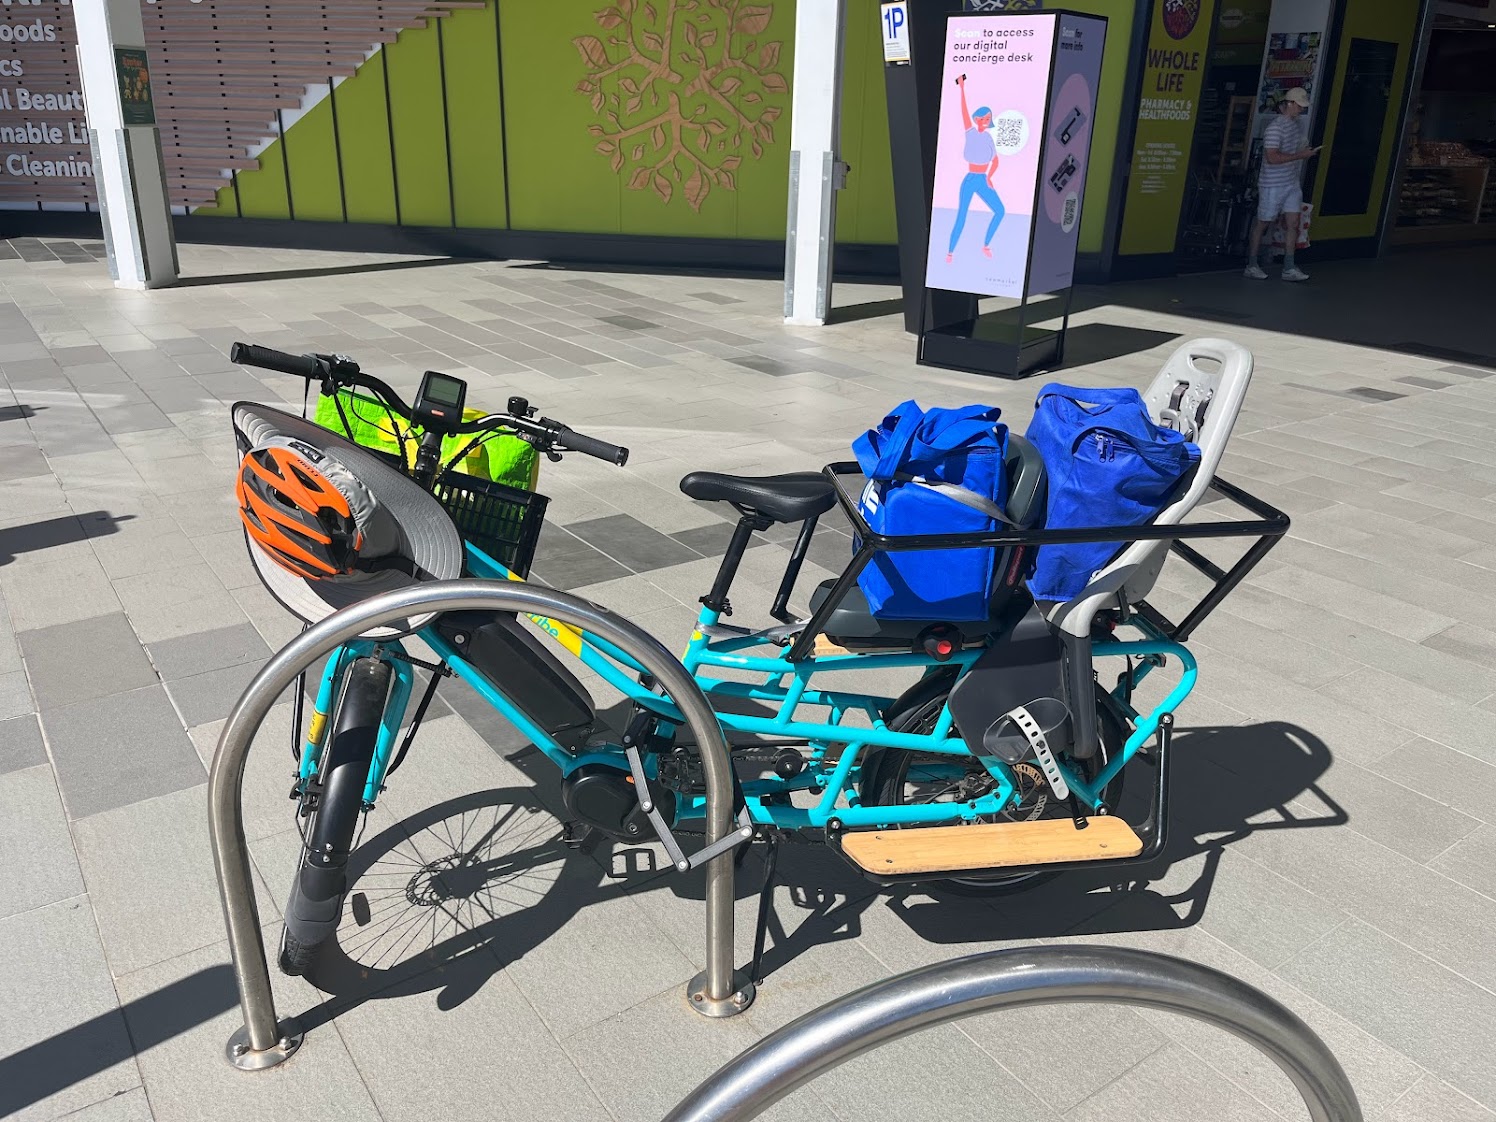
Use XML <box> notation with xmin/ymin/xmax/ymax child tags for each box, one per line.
<box><xmin>748</xmin><ymin>832</ymin><xmax>782</xmax><ymax>986</ymax></box>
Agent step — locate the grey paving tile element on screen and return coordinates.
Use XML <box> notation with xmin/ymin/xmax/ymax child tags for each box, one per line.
<box><xmin>113</xmin><ymin>565</ymin><xmax>248</xmax><ymax>645</ymax></box>
<box><xmin>1369</xmin><ymin>738</ymin><xmax>1496</xmax><ymax>824</ymax></box>
<box><xmin>958</xmin><ymin>1002</ymin><xmax>1167</xmax><ymax>1113</ymax></box>
<box><xmin>18</xmin><ymin>612</ymin><xmax>159</xmax><ymax>710</ymax></box>
<box><xmin>502</xmin><ymin>858</ymin><xmax>697</xmax><ymax>1040</ymax></box>
<box><xmin>669</xmin><ymin>520</ymin><xmax>772</xmax><ymax>558</ymax></box>
<box><xmin>1428</xmin><ymin>825</ymin><xmax>1496</xmax><ymax>898</ymax></box>
<box><xmin>330</xmin><ymin>966</ymin><xmax>611</xmax><ymax>1122</ymax></box>
<box><xmin>0</xmin><ymin>897</ymin><xmax>142</xmax><ymax>1121</ymax></box>
<box><xmin>1281</xmin><ymin>918</ymin><xmax>1496</xmax><ymax>1110</ymax></box>
<box><xmin>49</xmin><ymin>344</ymin><xmax>112</xmax><ymax>367</ymax></box>
<box><xmin>1438</xmin><ymin>363</ymin><xmax>1496</xmax><ymax>379</ymax></box>
<box><xmin>163</xmin><ymin>659</ymin><xmax>267</xmax><ymax>728</ymax></box>
<box><xmin>1289</xmin><ymin>759</ymin><xmax>1482</xmax><ymax>864</ymax></box>
<box><xmin>564</xmin><ymin>512</ymin><xmax>702</xmax><ymax>573</ymax></box>
<box><xmin>1067</xmin><ymin>1039</ymin><xmax>1276</xmax><ymax>1122</ymax></box>
<box><xmin>0</xmin><ymin>713</ymin><xmax>45</xmax><ymax>774</ymax></box>
<box><xmin>598</xmin><ymin>313</ymin><xmax>660</xmax><ymax>331</ymax></box>
<box><xmin>114</xmin><ymin>940</ymin><xmax>382</xmax><ymax>1122</ymax></box>
<box><xmin>0</xmin><ymin>764</ymin><xmax>84</xmax><ymax>919</ymax></box>
<box><xmin>57</xmin><ymin>1087</ymin><xmax>156</xmax><ymax>1121</ymax></box>
<box><xmin>1384</xmin><ymin>1078</ymin><xmax>1496</xmax><ymax>1122</ymax></box>
<box><xmin>562</xmin><ymin>983</ymin><xmax>803</xmax><ymax>1122</ymax></box>
<box><xmin>1247</xmin><ymin>563</ymin><xmax>1457</xmax><ymax>643</ymax></box>
<box><xmin>0</xmin><ymin>444</ymin><xmax>48</xmax><ymax>481</ymax></box>
<box><xmin>73</xmin><ymin>783</ymin><xmax>275</xmax><ymax>975</ymax></box>
<box><xmin>0</xmin><ymin>668</ymin><xmax>32</xmax><ymax>720</ymax></box>
<box><xmin>94</xmin><ymin>404</ymin><xmax>173</xmax><ymax>434</ymax></box>
<box><xmin>42</xmin><ymin>685</ymin><xmax>203</xmax><ymax>820</ymax></box>
<box><xmin>529</xmin><ymin>524</ymin><xmax>631</xmax><ymax>589</ymax></box>
<box><xmin>146</xmin><ymin>622</ymin><xmax>272</xmax><ymax>681</ymax></box>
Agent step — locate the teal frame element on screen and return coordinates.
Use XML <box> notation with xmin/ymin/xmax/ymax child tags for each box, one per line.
<box><xmin>294</xmin><ymin>541</ymin><xmax>1196</xmax><ymax>831</ymax></box>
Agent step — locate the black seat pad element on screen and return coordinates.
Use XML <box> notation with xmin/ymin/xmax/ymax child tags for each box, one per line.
<box><xmin>680</xmin><ymin>471</ymin><xmax>836</xmax><ymax>524</ymax></box>
<box><xmin>809</xmin><ymin>579</ymin><xmax>1019</xmax><ymax>645</ymax></box>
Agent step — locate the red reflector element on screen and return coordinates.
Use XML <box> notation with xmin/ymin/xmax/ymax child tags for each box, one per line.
<box><xmin>937</xmin><ymin>640</ymin><xmax>953</xmax><ymax>654</ymax></box>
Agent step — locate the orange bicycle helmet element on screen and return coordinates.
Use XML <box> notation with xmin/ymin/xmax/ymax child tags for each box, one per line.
<box><xmin>237</xmin><ymin>437</ymin><xmax>366</xmax><ymax>579</ymax></box>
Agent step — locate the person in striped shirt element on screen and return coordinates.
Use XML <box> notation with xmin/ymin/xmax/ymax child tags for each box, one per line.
<box><xmin>1245</xmin><ymin>87</ymin><xmax>1320</xmax><ymax>282</ymax></box>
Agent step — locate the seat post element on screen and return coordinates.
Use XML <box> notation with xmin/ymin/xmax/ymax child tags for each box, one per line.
<box><xmin>770</xmin><ymin>514</ymin><xmax>819</xmax><ymax>623</ymax></box>
<box><xmin>702</xmin><ymin>511</ymin><xmax>771</xmax><ymax>615</ymax></box>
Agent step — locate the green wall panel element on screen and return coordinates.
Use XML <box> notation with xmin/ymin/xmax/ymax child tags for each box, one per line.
<box><xmin>235</xmin><ymin>133</ymin><xmax>291</xmax><ymax>219</ymax></box>
<box><xmin>443</xmin><ymin>4</ymin><xmax>508</xmax><ymax>228</ymax></box>
<box><xmin>334</xmin><ymin>58</ymin><xmax>399</xmax><ymax>226</ymax></box>
<box><xmin>836</xmin><ymin>0</ymin><xmax>896</xmax><ymax>245</ymax></box>
<box><xmin>1310</xmin><ymin>0</ymin><xmax>1421</xmax><ymax>242</ymax></box>
<box><xmin>188</xmin><ymin>0</ymin><xmax>1128</xmax><ymax>254</ymax></box>
<box><xmin>502</xmin><ymin>0</ymin><xmax>795</xmax><ymax>239</ymax></box>
<box><xmin>284</xmin><ymin>93</ymin><xmax>345</xmax><ymax>222</ymax></box>
<box><xmin>386</xmin><ymin>19</ymin><xmax>454</xmax><ymax>226</ymax></box>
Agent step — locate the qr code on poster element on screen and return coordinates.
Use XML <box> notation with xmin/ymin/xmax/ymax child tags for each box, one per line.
<box><xmin>1062</xmin><ymin>195</ymin><xmax>1078</xmax><ymax>230</ymax></box>
<box><xmin>992</xmin><ymin>117</ymin><xmax>1025</xmax><ymax>150</ymax></box>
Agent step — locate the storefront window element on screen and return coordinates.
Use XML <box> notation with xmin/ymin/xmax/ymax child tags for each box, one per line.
<box><xmin>1394</xmin><ymin>21</ymin><xmax>1496</xmax><ymax>243</ymax></box>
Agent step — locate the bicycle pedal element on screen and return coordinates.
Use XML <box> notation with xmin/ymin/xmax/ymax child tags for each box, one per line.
<box><xmin>350</xmin><ymin>892</ymin><xmax>371</xmax><ymax>926</ymax></box>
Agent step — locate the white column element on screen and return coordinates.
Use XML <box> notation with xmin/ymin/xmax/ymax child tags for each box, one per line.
<box><xmin>74</xmin><ymin>0</ymin><xmax>178</xmax><ymax>289</ymax></box>
<box><xmin>783</xmin><ymin>0</ymin><xmax>846</xmax><ymax>326</ymax></box>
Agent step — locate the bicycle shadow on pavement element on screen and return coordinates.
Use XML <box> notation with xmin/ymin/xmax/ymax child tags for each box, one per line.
<box><xmin>886</xmin><ymin>721</ymin><xmax>1345</xmax><ymax>947</ymax></box>
<box><xmin>287</xmin><ymin>720</ymin><xmax>1342</xmax><ymax>1027</ymax></box>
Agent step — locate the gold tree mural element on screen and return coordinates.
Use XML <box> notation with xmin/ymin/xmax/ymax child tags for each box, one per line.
<box><xmin>573</xmin><ymin>0</ymin><xmax>789</xmax><ymax>210</ymax></box>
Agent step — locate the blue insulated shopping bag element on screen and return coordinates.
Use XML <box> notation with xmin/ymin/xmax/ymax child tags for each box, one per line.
<box><xmin>851</xmin><ymin>401</ymin><xmax>1010</xmax><ymax>621</ymax></box>
<box><xmin>1025</xmin><ymin>384</ymin><xmax>1200</xmax><ymax>602</ymax></box>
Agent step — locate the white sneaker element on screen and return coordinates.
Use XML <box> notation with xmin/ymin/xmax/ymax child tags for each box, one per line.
<box><xmin>1244</xmin><ymin>264</ymin><xmax>1267</xmax><ymax>279</ymax></box>
<box><xmin>1282</xmin><ymin>267</ymin><xmax>1310</xmax><ymax>282</ymax></box>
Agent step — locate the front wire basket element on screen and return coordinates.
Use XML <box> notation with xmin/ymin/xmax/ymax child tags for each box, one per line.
<box><xmin>367</xmin><ymin>449</ymin><xmax>548</xmax><ymax>578</ymax></box>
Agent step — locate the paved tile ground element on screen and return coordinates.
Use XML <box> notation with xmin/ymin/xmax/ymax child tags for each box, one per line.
<box><xmin>1</xmin><ymin>239</ymin><xmax>1494</xmax><ymax>1122</ymax></box>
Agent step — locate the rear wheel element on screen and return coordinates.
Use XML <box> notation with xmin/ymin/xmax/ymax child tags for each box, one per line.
<box><xmin>280</xmin><ymin>656</ymin><xmax>391</xmax><ymax>976</ymax></box>
<box><xmin>860</xmin><ymin>685</ymin><xmax>1127</xmax><ymax>896</ymax></box>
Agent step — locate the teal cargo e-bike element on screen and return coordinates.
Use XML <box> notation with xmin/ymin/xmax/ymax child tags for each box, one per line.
<box><xmin>227</xmin><ymin>337</ymin><xmax>1286</xmax><ymax>982</ymax></box>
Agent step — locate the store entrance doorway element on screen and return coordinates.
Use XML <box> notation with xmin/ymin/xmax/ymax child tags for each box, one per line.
<box><xmin>1392</xmin><ymin>5</ymin><xmax>1496</xmax><ymax>246</ymax></box>
<box><xmin>1177</xmin><ymin>0</ymin><xmax>1332</xmax><ymax>272</ymax></box>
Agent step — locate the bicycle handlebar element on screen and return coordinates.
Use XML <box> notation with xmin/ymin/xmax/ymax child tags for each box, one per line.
<box><xmin>549</xmin><ymin>423</ymin><xmax>629</xmax><ymax>466</ymax></box>
<box><xmin>228</xmin><ymin>342</ymin><xmax>322</xmax><ymax>380</ymax></box>
<box><xmin>229</xmin><ymin>341</ymin><xmax>629</xmax><ymax>466</ymax></box>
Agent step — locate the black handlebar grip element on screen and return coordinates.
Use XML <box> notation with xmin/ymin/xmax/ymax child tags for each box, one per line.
<box><xmin>556</xmin><ymin>426</ymin><xmax>629</xmax><ymax>467</ymax></box>
<box><xmin>230</xmin><ymin>342</ymin><xmax>321</xmax><ymax>379</ymax></box>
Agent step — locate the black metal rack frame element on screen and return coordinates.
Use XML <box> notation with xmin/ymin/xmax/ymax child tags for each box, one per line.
<box><xmin>779</xmin><ymin>462</ymin><xmax>1291</xmax><ymax>663</ymax></box>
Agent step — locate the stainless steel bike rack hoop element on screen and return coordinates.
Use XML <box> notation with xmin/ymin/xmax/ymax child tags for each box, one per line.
<box><xmin>208</xmin><ymin>580</ymin><xmax>747</xmax><ymax>1072</ymax></box>
<box><xmin>664</xmin><ymin>945</ymin><xmax>1363</xmax><ymax>1122</ymax></box>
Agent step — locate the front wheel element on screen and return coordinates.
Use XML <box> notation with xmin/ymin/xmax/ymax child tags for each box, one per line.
<box><xmin>280</xmin><ymin>656</ymin><xmax>392</xmax><ymax>976</ymax></box>
<box><xmin>860</xmin><ymin>685</ymin><xmax>1127</xmax><ymax>896</ymax></box>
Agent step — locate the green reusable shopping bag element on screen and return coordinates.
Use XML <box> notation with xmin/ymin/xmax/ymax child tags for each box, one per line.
<box><xmin>313</xmin><ymin>390</ymin><xmax>539</xmax><ymax>491</ymax></box>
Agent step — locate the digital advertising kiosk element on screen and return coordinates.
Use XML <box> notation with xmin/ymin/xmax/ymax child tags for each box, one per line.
<box><xmin>884</xmin><ymin>6</ymin><xmax>1107</xmax><ymax>378</ymax></box>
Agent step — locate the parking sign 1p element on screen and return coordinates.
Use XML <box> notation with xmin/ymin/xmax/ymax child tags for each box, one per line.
<box><xmin>881</xmin><ymin>2</ymin><xmax>910</xmax><ymax>63</ymax></box>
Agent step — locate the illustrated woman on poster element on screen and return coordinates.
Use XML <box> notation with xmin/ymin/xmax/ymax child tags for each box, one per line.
<box><xmin>946</xmin><ymin>74</ymin><xmax>1005</xmax><ymax>263</ymax></box>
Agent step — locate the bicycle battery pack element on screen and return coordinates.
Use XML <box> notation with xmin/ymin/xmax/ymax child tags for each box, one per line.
<box><xmin>434</xmin><ymin>611</ymin><xmax>596</xmax><ymax>750</ymax></box>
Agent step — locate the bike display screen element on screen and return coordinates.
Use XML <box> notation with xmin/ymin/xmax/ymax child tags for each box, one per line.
<box><xmin>414</xmin><ymin>370</ymin><xmax>467</xmax><ymax>425</ymax></box>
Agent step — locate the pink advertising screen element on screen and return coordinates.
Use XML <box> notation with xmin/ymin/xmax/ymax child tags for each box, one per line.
<box><xmin>924</xmin><ymin>13</ymin><xmax>1056</xmax><ymax>300</ymax></box>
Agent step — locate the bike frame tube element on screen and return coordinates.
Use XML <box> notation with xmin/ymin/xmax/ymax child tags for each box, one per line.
<box><xmin>208</xmin><ymin>580</ymin><xmax>745</xmax><ymax>1068</ymax></box>
<box><xmin>444</xmin><ymin>542</ymin><xmax>1198</xmax><ymax>827</ymax></box>
<box><xmin>662</xmin><ymin>947</ymin><xmax>1362</xmax><ymax>1122</ymax></box>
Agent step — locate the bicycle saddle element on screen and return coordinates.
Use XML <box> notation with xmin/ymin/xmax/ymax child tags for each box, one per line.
<box><xmin>679</xmin><ymin>471</ymin><xmax>836</xmax><ymax>524</ymax></box>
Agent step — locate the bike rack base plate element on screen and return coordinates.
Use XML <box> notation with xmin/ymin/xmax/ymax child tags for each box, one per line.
<box><xmin>687</xmin><ymin>970</ymin><xmax>756</xmax><ymax>1018</ymax></box>
<box><xmin>225</xmin><ymin>1018</ymin><xmax>304</xmax><ymax>1070</ymax></box>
